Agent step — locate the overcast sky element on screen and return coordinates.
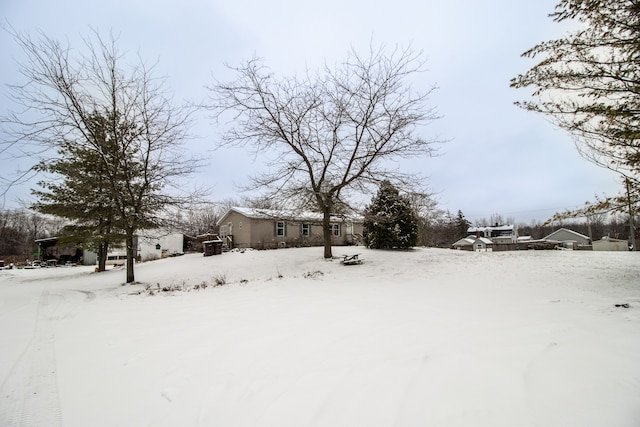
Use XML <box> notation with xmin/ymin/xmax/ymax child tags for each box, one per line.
<box><xmin>0</xmin><ymin>0</ymin><xmax>622</xmax><ymax>224</ymax></box>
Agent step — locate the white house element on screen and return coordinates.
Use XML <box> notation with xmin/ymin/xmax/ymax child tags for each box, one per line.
<box><xmin>455</xmin><ymin>224</ymin><xmax>518</xmax><ymax>251</ymax></box>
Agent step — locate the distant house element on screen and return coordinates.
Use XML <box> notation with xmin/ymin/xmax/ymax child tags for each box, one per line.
<box><xmin>468</xmin><ymin>224</ymin><xmax>518</xmax><ymax>244</ymax></box>
<box><xmin>516</xmin><ymin>228</ymin><xmax>592</xmax><ymax>250</ymax></box>
<box><xmin>454</xmin><ymin>224</ymin><xmax>518</xmax><ymax>251</ymax></box>
<box><xmin>543</xmin><ymin>228</ymin><xmax>591</xmax><ymax>249</ymax></box>
<box><xmin>593</xmin><ymin>236</ymin><xmax>628</xmax><ymax>251</ymax></box>
<box><xmin>217</xmin><ymin>207</ymin><xmax>363</xmax><ymax>250</ymax></box>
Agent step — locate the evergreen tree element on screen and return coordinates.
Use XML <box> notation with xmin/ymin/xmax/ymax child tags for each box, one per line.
<box><xmin>32</xmin><ymin>115</ymin><xmax>123</xmax><ymax>271</ymax></box>
<box><xmin>454</xmin><ymin>210</ymin><xmax>471</xmax><ymax>239</ymax></box>
<box><xmin>363</xmin><ymin>181</ymin><xmax>419</xmax><ymax>249</ymax></box>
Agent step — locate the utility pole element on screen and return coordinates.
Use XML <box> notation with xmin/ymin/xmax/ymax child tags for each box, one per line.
<box><xmin>626</xmin><ymin>178</ymin><xmax>637</xmax><ymax>251</ymax></box>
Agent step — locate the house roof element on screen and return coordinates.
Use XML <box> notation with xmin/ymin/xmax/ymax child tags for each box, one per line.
<box><xmin>544</xmin><ymin>228</ymin><xmax>590</xmax><ymax>242</ymax></box>
<box><xmin>475</xmin><ymin>237</ymin><xmax>494</xmax><ymax>245</ymax></box>
<box><xmin>468</xmin><ymin>225</ymin><xmax>514</xmax><ymax>233</ymax></box>
<box><xmin>452</xmin><ymin>236</ymin><xmax>495</xmax><ymax>247</ymax></box>
<box><xmin>217</xmin><ymin>207</ymin><xmax>361</xmax><ymax>225</ymax></box>
<box><xmin>452</xmin><ymin>237</ymin><xmax>477</xmax><ymax>247</ymax></box>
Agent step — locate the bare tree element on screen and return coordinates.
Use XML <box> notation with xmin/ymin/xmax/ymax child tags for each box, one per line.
<box><xmin>1</xmin><ymin>29</ymin><xmax>201</xmax><ymax>281</ymax></box>
<box><xmin>210</xmin><ymin>45</ymin><xmax>441</xmax><ymax>258</ymax></box>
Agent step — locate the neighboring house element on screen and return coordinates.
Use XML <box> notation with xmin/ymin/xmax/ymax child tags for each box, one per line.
<box><xmin>217</xmin><ymin>207</ymin><xmax>363</xmax><ymax>250</ymax></box>
<box><xmin>468</xmin><ymin>224</ymin><xmax>519</xmax><ymax>244</ymax></box>
<box><xmin>456</xmin><ymin>224</ymin><xmax>518</xmax><ymax>251</ymax></box>
<box><xmin>593</xmin><ymin>236</ymin><xmax>628</xmax><ymax>251</ymax></box>
<box><xmin>35</xmin><ymin>231</ymin><xmax>186</xmax><ymax>265</ymax></box>
<box><xmin>543</xmin><ymin>228</ymin><xmax>591</xmax><ymax>249</ymax></box>
<box><xmin>452</xmin><ymin>236</ymin><xmax>494</xmax><ymax>252</ymax></box>
<box><xmin>516</xmin><ymin>228</ymin><xmax>592</xmax><ymax>250</ymax></box>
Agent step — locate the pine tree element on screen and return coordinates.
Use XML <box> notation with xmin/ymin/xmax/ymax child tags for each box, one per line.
<box><xmin>454</xmin><ymin>210</ymin><xmax>471</xmax><ymax>239</ymax></box>
<box><xmin>32</xmin><ymin>113</ymin><xmax>123</xmax><ymax>271</ymax></box>
<box><xmin>363</xmin><ymin>181</ymin><xmax>419</xmax><ymax>249</ymax></box>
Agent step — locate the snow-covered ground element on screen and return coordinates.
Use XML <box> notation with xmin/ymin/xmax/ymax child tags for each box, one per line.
<box><xmin>1</xmin><ymin>247</ymin><xmax>639</xmax><ymax>427</ymax></box>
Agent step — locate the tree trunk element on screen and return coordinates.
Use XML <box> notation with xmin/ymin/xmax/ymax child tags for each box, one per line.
<box><xmin>97</xmin><ymin>241</ymin><xmax>108</xmax><ymax>272</ymax></box>
<box><xmin>322</xmin><ymin>208</ymin><xmax>333</xmax><ymax>259</ymax></box>
<box><xmin>125</xmin><ymin>231</ymin><xmax>136</xmax><ymax>283</ymax></box>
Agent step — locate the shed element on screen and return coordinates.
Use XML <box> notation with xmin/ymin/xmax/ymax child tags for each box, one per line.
<box><xmin>203</xmin><ymin>239</ymin><xmax>223</xmax><ymax>256</ymax></box>
<box><xmin>592</xmin><ymin>236</ymin><xmax>628</xmax><ymax>252</ymax></box>
<box><xmin>473</xmin><ymin>237</ymin><xmax>494</xmax><ymax>252</ymax></box>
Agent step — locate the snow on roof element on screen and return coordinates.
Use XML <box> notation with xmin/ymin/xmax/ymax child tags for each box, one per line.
<box><xmin>544</xmin><ymin>227</ymin><xmax>590</xmax><ymax>241</ymax></box>
<box><xmin>598</xmin><ymin>236</ymin><xmax>627</xmax><ymax>243</ymax></box>
<box><xmin>476</xmin><ymin>237</ymin><xmax>494</xmax><ymax>244</ymax></box>
<box><xmin>218</xmin><ymin>207</ymin><xmax>361</xmax><ymax>225</ymax></box>
<box><xmin>468</xmin><ymin>225</ymin><xmax>514</xmax><ymax>233</ymax></box>
<box><xmin>452</xmin><ymin>237</ymin><xmax>476</xmax><ymax>246</ymax></box>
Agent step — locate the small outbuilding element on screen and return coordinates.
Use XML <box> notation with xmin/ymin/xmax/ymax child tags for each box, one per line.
<box><xmin>473</xmin><ymin>237</ymin><xmax>494</xmax><ymax>252</ymax></box>
<box><xmin>592</xmin><ymin>236</ymin><xmax>629</xmax><ymax>252</ymax></box>
<box><xmin>203</xmin><ymin>239</ymin><xmax>223</xmax><ymax>256</ymax></box>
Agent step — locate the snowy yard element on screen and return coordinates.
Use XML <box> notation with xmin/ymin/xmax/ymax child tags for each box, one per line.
<box><xmin>1</xmin><ymin>247</ymin><xmax>639</xmax><ymax>426</ymax></box>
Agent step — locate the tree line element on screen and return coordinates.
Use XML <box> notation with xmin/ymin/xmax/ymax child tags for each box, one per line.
<box><xmin>0</xmin><ymin>209</ymin><xmax>64</xmax><ymax>263</ymax></box>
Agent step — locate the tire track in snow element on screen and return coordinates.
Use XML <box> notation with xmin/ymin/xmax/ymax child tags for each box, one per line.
<box><xmin>0</xmin><ymin>287</ymin><xmax>93</xmax><ymax>426</ymax></box>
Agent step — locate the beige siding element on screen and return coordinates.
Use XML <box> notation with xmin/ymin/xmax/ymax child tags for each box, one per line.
<box><xmin>221</xmin><ymin>211</ymin><xmax>253</xmax><ymax>249</ymax></box>
<box><xmin>219</xmin><ymin>208</ymin><xmax>364</xmax><ymax>249</ymax></box>
<box><xmin>252</xmin><ymin>220</ymin><xmax>326</xmax><ymax>249</ymax></box>
<box><xmin>593</xmin><ymin>239</ymin><xmax>628</xmax><ymax>251</ymax></box>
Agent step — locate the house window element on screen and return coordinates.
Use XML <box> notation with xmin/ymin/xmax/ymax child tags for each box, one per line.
<box><xmin>239</xmin><ymin>221</ymin><xmax>243</xmax><ymax>229</ymax></box>
<box><xmin>301</xmin><ymin>223</ymin><xmax>310</xmax><ymax>236</ymax></box>
<box><xmin>330</xmin><ymin>223</ymin><xmax>341</xmax><ymax>236</ymax></box>
<box><xmin>275</xmin><ymin>221</ymin><xmax>286</xmax><ymax>236</ymax></box>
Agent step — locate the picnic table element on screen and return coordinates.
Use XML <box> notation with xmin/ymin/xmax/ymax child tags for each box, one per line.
<box><xmin>341</xmin><ymin>253</ymin><xmax>363</xmax><ymax>265</ymax></box>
